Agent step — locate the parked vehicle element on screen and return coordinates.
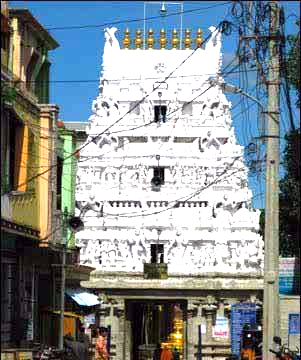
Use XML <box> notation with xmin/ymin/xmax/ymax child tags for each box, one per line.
<box><xmin>269</xmin><ymin>336</ymin><xmax>300</xmax><ymax>360</ymax></box>
<box><xmin>33</xmin><ymin>345</ymin><xmax>76</xmax><ymax>360</ymax></box>
<box><xmin>33</xmin><ymin>347</ymin><xmax>64</xmax><ymax>360</ymax></box>
<box><xmin>241</xmin><ymin>324</ymin><xmax>263</xmax><ymax>360</ymax></box>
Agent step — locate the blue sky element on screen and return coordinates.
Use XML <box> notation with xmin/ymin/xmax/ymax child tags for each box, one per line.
<box><xmin>9</xmin><ymin>1</ymin><xmax>300</xmax><ymax>208</ymax></box>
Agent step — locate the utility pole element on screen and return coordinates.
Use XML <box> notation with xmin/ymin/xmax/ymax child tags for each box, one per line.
<box><xmin>58</xmin><ymin>209</ymin><xmax>83</xmax><ymax>349</ymax></box>
<box><xmin>263</xmin><ymin>1</ymin><xmax>281</xmax><ymax>359</ymax></box>
<box><xmin>59</xmin><ymin>208</ymin><xmax>68</xmax><ymax>350</ymax></box>
<box><xmin>59</xmin><ymin>243</ymin><xmax>66</xmax><ymax>350</ymax></box>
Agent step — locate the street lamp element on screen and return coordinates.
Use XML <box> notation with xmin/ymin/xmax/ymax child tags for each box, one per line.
<box><xmin>143</xmin><ymin>2</ymin><xmax>184</xmax><ymax>49</ymax></box>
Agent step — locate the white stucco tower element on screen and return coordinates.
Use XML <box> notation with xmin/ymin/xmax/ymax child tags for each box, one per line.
<box><xmin>76</xmin><ymin>26</ymin><xmax>263</xmax><ymax>274</ymax></box>
<box><xmin>76</xmin><ymin>26</ymin><xmax>264</xmax><ymax>359</ymax></box>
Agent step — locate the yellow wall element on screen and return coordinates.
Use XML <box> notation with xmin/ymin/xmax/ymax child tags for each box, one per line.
<box><xmin>9</xmin><ymin>12</ymin><xmax>59</xmax><ymax>244</ymax></box>
<box><xmin>11</xmin><ymin>94</ymin><xmax>40</xmax><ymax>231</ymax></box>
<box><xmin>38</xmin><ymin>109</ymin><xmax>51</xmax><ymax>240</ymax></box>
<box><xmin>9</xmin><ymin>14</ymin><xmax>60</xmax><ymax>242</ymax></box>
<box><xmin>10</xmin><ymin>15</ymin><xmax>41</xmax><ymax>232</ymax></box>
<box><xmin>38</xmin><ymin>105</ymin><xmax>59</xmax><ymax>242</ymax></box>
<box><xmin>64</xmin><ymin>317</ymin><xmax>76</xmax><ymax>338</ymax></box>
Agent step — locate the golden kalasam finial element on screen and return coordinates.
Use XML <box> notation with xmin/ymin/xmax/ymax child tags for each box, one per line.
<box><xmin>183</xmin><ymin>28</ymin><xmax>191</xmax><ymax>50</ymax></box>
<box><xmin>147</xmin><ymin>28</ymin><xmax>155</xmax><ymax>49</ymax></box>
<box><xmin>196</xmin><ymin>28</ymin><xmax>203</xmax><ymax>48</ymax></box>
<box><xmin>159</xmin><ymin>29</ymin><xmax>167</xmax><ymax>49</ymax></box>
<box><xmin>171</xmin><ymin>29</ymin><xmax>179</xmax><ymax>49</ymax></box>
<box><xmin>135</xmin><ymin>29</ymin><xmax>143</xmax><ymax>49</ymax></box>
<box><xmin>123</xmin><ymin>28</ymin><xmax>130</xmax><ymax>49</ymax></box>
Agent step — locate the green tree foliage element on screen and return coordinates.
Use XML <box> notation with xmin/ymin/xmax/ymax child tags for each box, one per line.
<box><xmin>1</xmin><ymin>82</ymin><xmax>17</xmax><ymax>105</ymax></box>
<box><xmin>285</xmin><ymin>20</ymin><xmax>300</xmax><ymax>107</ymax></box>
<box><xmin>255</xmin><ymin>14</ymin><xmax>300</xmax><ymax>258</ymax></box>
<box><xmin>278</xmin><ymin>19</ymin><xmax>300</xmax><ymax>256</ymax></box>
<box><xmin>279</xmin><ymin>129</ymin><xmax>300</xmax><ymax>257</ymax></box>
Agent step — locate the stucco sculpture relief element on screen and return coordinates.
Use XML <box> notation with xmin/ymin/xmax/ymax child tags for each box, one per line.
<box><xmin>75</xmin><ymin>26</ymin><xmax>264</xmax><ymax>275</ymax></box>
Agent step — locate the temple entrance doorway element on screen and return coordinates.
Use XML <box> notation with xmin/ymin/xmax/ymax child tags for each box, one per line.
<box><xmin>125</xmin><ymin>299</ymin><xmax>186</xmax><ymax>360</ymax></box>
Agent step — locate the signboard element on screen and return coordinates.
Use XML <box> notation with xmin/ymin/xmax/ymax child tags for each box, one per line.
<box><xmin>84</xmin><ymin>313</ymin><xmax>96</xmax><ymax>327</ymax></box>
<box><xmin>213</xmin><ymin>315</ymin><xmax>229</xmax><ymax>339</ymax></box>
<box><xmin>231</xmin><ymin>303</ymin><xmax>257</xmax><ymax>356</ymax></box>
<box><xmin>279</xmin><ymin>258</ymin><xmax>300</xmax><ymax>295</ymax></box>
<box><xmin>288</xmin><ymin>313</ymin><xmax>300</xmax><ymax>335</ymax></box>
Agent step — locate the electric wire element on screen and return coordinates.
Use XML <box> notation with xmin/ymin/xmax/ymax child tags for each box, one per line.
<box><xmin>10</xmin><ymin>20</ymin><xmax>230</xmax><ymax>190</ymax></box>
<box><xmin>2</xmin><ymin>68</ymin><xmax>261</xmax><ymax>85</ymax></box>
<box><xmin>6</xmin><ymin>32</ymin><xmax>262</xmax><ymax>240</ymax></box>
<box><xmin>8</xmin><ymin>58</ymin><xmax>243</xmax><ymax>177</ymax></box>
<box><xmin>42</xmin><ymin>2</ymin><xmax>231</xmax><ymax>31</ymax></box>
<box><xmin>38</xmin><ymin>62</ymin><xmax>247</xmax><ymax>236</ymax></box>
<box><xmin>74</xmin><ymin>58</ymin><xmax>241</xmax><ymax>199</ymax></box>
<box><xmin>99</xmin><ymin>157</ymin><xmax>244</xmax><ymax>219</ymax></box>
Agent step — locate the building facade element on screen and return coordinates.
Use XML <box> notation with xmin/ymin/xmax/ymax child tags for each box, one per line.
<box><xmin>74</xmin><ymin>27</ymin><xmax>264</xmax><ymax>359</ymax></box>
<box><xmin>0</xmin><ymin>4</ymin><xmax>70</xmax><ymax>353</ymax></box>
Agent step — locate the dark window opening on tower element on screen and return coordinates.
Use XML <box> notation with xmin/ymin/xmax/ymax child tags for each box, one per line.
<box><xmin>150</xmin><ymin>244</ymin><xmax>164</xmax><ymax>264</ymax></box>
<box><xmin>151</xmin><ymin>167</ymin><xmax>165</xmax><ymax>189</ymax></box>
<box><xmin>154</xmin><ymin>105</ymin><xmax>167</xmax><ymax>123</ymax></box>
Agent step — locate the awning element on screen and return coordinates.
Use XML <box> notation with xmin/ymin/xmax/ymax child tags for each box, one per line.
<box><xmin>66</xmin><ymin>288</ymin><xmax>102</xmax><ymax>307</ymax></box>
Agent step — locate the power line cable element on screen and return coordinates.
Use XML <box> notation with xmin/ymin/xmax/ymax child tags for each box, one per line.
<box><xmin>42</xmin><ymin>157</ymin><xmax>246</xmax><ymax>241</ymax></box>
<box><xmin>74</xmin><ymin>59</ymin><xmax>241</xmax><ymax>201</ymax></box>
<box><xmin>2</xmin><ymin>68</ymin><xmax>261</xmax><ymax>85</ymax></box>
<box><xmin>40</xmin><ymin>2</ymin><xmax>231</xmax><ymax>31</ymax></box>
<box><xmin>11</xmin><ymin>21</ymin><xmax>230</xmax><ymax>190</ymax></box>
<box><xmin>40</xmin><ymin>64</ymin><xmax>247</xmax><ymax>236</ymax></box>
<box><xmin>78</xmin><ymin>57</ymin><xmax>240</xmax><ymax>160</ymax></box>
<box><xmin>7</xmin><ymin>57</ymin><xmax>248</xmax><ymax>172</ymax></box>
<box><xmin>10</xmin><ymin>57</ymin><xmax>242</xmax><ymax>176</ymax></box>
<box><xmin>102</xmin><ymin>157</ymin><xmax>244</xmax><ymax>218</ymax></box>
<box><xmin>279</xmin><ymin>9</ymin><xmax>297</xmax><ymax>130</ymax></box>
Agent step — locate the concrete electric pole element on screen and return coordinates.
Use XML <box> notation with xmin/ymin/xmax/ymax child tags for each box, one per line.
<box><xmin>263</xmin><ymin>1</ymin><xmax>281</xmax><ymax>359</ymax></box>
<box><xmin>59</xmin><ymin>243</ymin><xmax>66</xmax><ymax>350</ymax></box>
<box><xmin>59</xmin><ymin>208</ymin><xmax>68</xmax><ymax>350</ymax></box>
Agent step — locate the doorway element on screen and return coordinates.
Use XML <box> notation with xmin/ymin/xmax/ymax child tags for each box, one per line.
<box><xmin>125</xmin><ymin>299</ymin><xmax>186</xmax><ymax>360</ymax></box>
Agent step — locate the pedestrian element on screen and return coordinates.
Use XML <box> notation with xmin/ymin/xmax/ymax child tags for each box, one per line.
<box><xmin>95</xmin><ymin>327</ymin><xmax>110</xmax><ymax>360</ymax></box>
<box><xmin>78</xmin><ymin>326</ymin><xmax>90</xmax><ymax>360</ymax></box>
<box><xmin>172</xmin><ymin>348</ymin><xmax>180</xmax><ymax>360</ymax></box>
<box><xmin>153</xmin><ymin>343</ymin><xmax>161</xmax><ymax>360</ymax></box>
<box><xmin>160</xmin><ymin>345</ymin><xmax>173</xmax><ymax>360</ymax></box>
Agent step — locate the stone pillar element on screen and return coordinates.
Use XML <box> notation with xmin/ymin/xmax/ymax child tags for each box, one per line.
<box><xmin>114</xmin><ymin>299</ymin><xmax>125</xmax><ymax>360</ymax></box>
<box><xmin>203</xmin><ymin>305</ymin><xmax>216</xmax><ymax>343</ymax></box>
<box><xmin>187</xmin><ymin>300</ymin><xmax>200</xmax><ymax>360</ymax></box>
<box><xmin>100</xmin><ymin>297</ymin><xmax>125</xmax><ymax>360</ymax></box>
<box><xmin>124</xmin><ymin>320</ymin><xmax>132</xmax><ymax>360</ymax></box>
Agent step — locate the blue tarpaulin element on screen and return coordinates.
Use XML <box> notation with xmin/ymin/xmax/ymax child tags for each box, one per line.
<box><xmin>66</xmin><ymin>288</ymin><xmax>101</xmax><ymax>306</ymax></box>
